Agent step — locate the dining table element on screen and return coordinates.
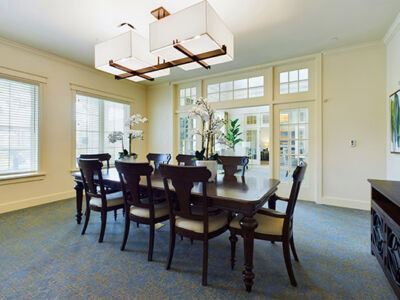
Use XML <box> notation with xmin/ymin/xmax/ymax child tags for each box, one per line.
<box><xmin>72</xmin><ymin>168</ymin><xmax>280</xmax><ymax>292</ymax></box>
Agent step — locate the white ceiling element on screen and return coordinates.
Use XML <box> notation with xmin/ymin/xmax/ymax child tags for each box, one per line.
<box><xmin>0</xmin><ymin>0</ymin><xmax>399</xmax><ymax>85</ymax></box>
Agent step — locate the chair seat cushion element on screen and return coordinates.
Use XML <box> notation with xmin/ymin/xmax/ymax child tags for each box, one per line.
<box><xmin>230</xmin><ymin>209</ymin><xmax>284</xmax><ymax>236</ymax></box>
<box><xmin>175</xmin><ymin>212</ymin><xmax>228</xmax><ymax>234</ymax></box>
<box><xmin>89</xmin><ymin>191</ymin><xmax>124</xmax><ymax>208</ymax></box>
<box><xmin>129</xmin><ymin>202</ymin><xmax>169</xmax><ymax>219</ymax></box>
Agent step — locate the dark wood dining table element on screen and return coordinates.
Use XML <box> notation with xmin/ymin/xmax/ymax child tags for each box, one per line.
<box><xmin>72</xmin><ymin>168</ymin><xmax>280</xmax><ymax>292</ymax></box>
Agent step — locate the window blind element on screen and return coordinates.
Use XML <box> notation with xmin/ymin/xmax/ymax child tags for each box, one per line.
<box><xmin>75</xmin><ymin>94</ymin><xmax>130</xmax><ymax>163</ymax></box>
<box><xmin>0</xmin><ymin>77</ymin><xmax>39</xmax><ymax>175</ymax></box>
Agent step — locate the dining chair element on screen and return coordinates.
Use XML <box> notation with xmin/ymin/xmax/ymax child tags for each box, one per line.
<box><xmin>115</xmin><ymin>161</ymin><xmax>170</xmax><ymax>261</ymax></box>
<box><xmin>176</xmin><ymin>154</ymin><xmax>196</xmax><ymax>166</ymax></box>
<box><xmin>146</xmin><ymin>153</ymin><xmax>172</xmax><ymax>173</ymax></box>
<box><xmin>229</xmin><ymin>162</ymin><xmax>307</xmax><ymax>287</ymax></box>
<box><xmin>159</xmin><ymin>164</ymin><xmax>229</xmax><ymax>286</ymax></box>
<box><xmin>217</xmin><ymin>155</ymin><xmax>249</xmax><ymax>177</ymax></box>
<box><xmin>79</xmin><ymin>153</ymin><xmax>112</xmax><ymax>170</ymax></box>
<box><xmin>78</xmin><ymin>158</ymin><xmax>124</xmax><ymax>243</ymax></box>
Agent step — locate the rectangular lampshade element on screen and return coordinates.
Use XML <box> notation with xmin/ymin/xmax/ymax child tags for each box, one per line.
<box><xmin>95</xmin><ymin>31</ymin><xmax>170</xmax><ymax>81</ymax></box>
<box><xmin>149</xmin><ymin>0</ymin><xmax>234</xmax><ymax>71</ymax></box>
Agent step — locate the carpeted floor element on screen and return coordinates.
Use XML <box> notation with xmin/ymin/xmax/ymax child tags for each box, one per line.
<box><xmin>0</xmin><ymin>199</ymin><xmax>396</xmax><ymax>299</ymax></box>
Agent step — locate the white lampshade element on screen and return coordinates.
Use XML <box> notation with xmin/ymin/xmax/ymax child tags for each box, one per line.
<box><xmin>95</xmin><ymin>31</ymin><xmax>170</xmax><ymax>81</ymax></box>
<box><xmin>149</xmin><ymin>0</ymin><xmax>234</xmax><ymax>71</ymax></box>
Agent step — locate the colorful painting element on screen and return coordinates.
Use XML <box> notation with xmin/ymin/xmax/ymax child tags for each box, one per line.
<box><xmin>391</xmin><ymin>90</ymin><xmax>400</xmax><ymax>153</ymax></box>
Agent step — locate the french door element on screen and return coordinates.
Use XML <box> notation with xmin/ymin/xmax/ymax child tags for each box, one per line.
<box><xmin>273</xmin><ymin>102</ymin><xmax>315</xmax><ymax>201</ymax></box>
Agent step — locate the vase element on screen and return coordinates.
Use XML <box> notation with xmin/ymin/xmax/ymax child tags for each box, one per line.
<box><xmin>119</xmin><ymin>156</ymin><xmax>136</xmax><ymax>163</ymax></box>
<box><xmin>195</xmin><ymin>160</ymin><xmax>218</xmax><ymax>182</ymax></box>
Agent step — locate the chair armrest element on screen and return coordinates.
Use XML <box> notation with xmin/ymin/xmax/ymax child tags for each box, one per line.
<box><xmin>276</xmin><ymin>196</ymin><xmax>289</xmax><ymax>202</ymax></box>
<box><xmin>257</xmin><ymin>208</ymin><xmax>286</xmax><ymax>218</ymax></box>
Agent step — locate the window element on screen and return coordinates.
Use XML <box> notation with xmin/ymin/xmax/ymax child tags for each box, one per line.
<box><xmin>279</xmin><ymin>68</ymin><xmax>308</xmax><ymax>95</ymax></box>
<box><xmin>179</xmin><ymin>87</ymin><xmax>197</xmax><ymax>106</ymax></box>
<box><xmin>207</xmin><ymin>76</ymin><xmax>264</xmax><ymax>102</ymax></box>
<box><xmin>75</xmin><ymin>94</ymin><xmax>130</xmax><ymax>162</ymax></box>
<box><xmin>178</xmin><ymin>115</ymin><xmax>197</xmax><ymax>154</ymax></box>
<box><xmin>0</xmin><ymin>77</ymin><xmax>39</xmax><ymax>175</ymax></box>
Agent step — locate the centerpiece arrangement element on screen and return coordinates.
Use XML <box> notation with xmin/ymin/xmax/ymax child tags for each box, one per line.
<box><xmin>108</xmin><ymin>113</ymin><xmax>147</xmax><ymax>161</ymax></box>
<box><xmin>189</xmin><ymin>97</ymin><xmax>227</xmax><ymax>182</ymax></box>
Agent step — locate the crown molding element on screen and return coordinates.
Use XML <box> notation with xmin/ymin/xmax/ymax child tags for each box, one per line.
<box><xmin>384</xmin><ymin>12</ymin><xmax>400</xmax><ymax>45</ymax></box>
<box><xmin>321</xmin><ymin>40</ymin><xmax>384</xmax><ymax>55</ymax></box>
<box><xmin>0</xmin><ymin>36</ymin><xmax>145</xmax><ymax>90</ymax></box>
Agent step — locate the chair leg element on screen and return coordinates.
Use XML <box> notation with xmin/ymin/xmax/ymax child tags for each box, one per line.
<box><xmin>99</xmin><ymin>210</ymin><xmax>107</xmax><ymax>243</ymax></box>
<box><xmin>148</xmin><ymin>223</ymin><xmax>155</xmax><ymax>261</ymax></box>
<box><xmin>229</xmin><ymin>230</ymin><xmax>237</xmax><ymax>270</ymax></box>
<box><xmin>114</xmin><ymin>209</ymin><xmax>117</xmax><ymax>221</ymax></box>
<box><xmin>166</xmin><ymin>226</ymin><xmax>176</xmax><ymax>270</ymax></box>
<box><xmin>81</xmin><ymin>207</ymin><xmax>91</xmax><ymax>235</ymax></box>
<box><xmin>283</xmin><ymin>240</ymin><xmax>297</xmax><ymax>287</ymax></box>
<box><xmin>290</xmin><ymin>236</ymin><xmax>299</xmax><ymax>262</ymax></box>
<box><xmin>190</xmin><ymin>238</ymin><xmax>194</xmax><ymax>245</ymax></box>
<box><xmin>121</xmin><ymin>214</ymin><xmax>130</xmax><ymax>251</ymax></box>
<box><xmin>180</xmin><ymin>235</ymin><xmax>183</xmax><ymax>241</ymax></box>
<box><xmin>202</xmin><ymin>238</ymin><xmax>208</xmax><ymax>286</ymax></box>
<box><xmin>137</xmin><ymin>222</ymin><xmax>139</xmax><ymax>228</ymax></box>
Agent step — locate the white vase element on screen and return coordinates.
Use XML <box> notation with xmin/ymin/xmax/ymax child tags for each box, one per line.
<box><xmin>195</xmin><ymin>160</ymin><xmax>218</xmax><ymax>182</ymax></box>
<box><xmin>120</xmin><ymin>156</ymin><xmax>136</xmax><ymax>163</ymax></box>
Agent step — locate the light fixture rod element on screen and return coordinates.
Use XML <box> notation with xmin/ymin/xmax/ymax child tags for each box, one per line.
<box><xmin>173</xmin><ymin>44</ymin><xmax>210</xmax><ymax>70</ymax></box>
<box><xmin>108</xmin><ymin>60</ymin><xmax>154</xmax><ymax>81</ymax></box>
<box><xmin>113</xmin><ymin>45</ymin><xmax>227</xmax><ymax>80</ymax></box>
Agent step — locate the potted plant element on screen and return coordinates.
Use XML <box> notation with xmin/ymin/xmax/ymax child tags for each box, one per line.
<box><xmin>225</xmin><ymin>118</ymin><xmax>243</xmax><ymax>155</ymax></box>
<box><xmin>189</xmin><ymin>97</ymin><xmax>226</xmax><ymax>182</ymax></box>
<box><xmin>125</xmin><ymin>113</ymin><xmax>147</xmax><ymax>160</ymax></box>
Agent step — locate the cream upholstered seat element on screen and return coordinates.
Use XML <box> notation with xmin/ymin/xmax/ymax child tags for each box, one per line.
<box><xmin>89</xmin><ymin>191</ymin><xmax>124</xmax><ymax>208</ymax></box>
<box><xmin>175</xmin><ymin>212</ymin><xmax>229</xmax><ymax>234</ymax></box>
<box><xmin>130</xmin><ymin>202</ymin><xmax>169</xmax><ymax>219</ymax></box>
<box><xmin>230</xmin><ymin>208</ymin><xmax>284</xmax><ymax>236</ymax></box>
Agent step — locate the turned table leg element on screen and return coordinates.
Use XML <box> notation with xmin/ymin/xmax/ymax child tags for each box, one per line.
<box><xmin>240</xmin><ymin>216</ymin><xmax>258</xmax><ymax>292</ymax></box>
<box><xmin>74</xmin><ymin>181</ymin><xmax>83</xmax><ymax>224</ymax></box>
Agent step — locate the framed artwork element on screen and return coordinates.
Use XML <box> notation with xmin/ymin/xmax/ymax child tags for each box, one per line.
<box><xmin>391</xmin><ymin>89</ymin><xmax>400</xmax><ymax>153</ymax></box>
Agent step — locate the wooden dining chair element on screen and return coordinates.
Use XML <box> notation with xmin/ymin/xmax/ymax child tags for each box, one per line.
<box><xmin>176</xmin><ymin>154</ymin><xmax>196</xmax><ymax>166</ymax></box>
<box><xmin>229</xmin><ymin>163</ymin><xmax>307</xmax><ymax>287</ymax></box>
<box><xmin>79</xmin><ymin>153</ymin><xmax>112</xmax><ymax>170</ymax></box>
<box><xmin>218</xmin><ymin>156</ymin><xmax>249</xmax><ymax>177</ymax></box>
<box><xmin>115</xmin><ymin>161</ymin><xmax>170</xmax><ymax>261</ymax></box>
<box><xmin>146</xmin><ymin>153</ymin><xmax>172</xmax><ymax>173</ymax></box>
<box><xmin>159</xmin><ymin>164</ymin><xmax>229</xmax><ymax>286</ymax></box>
<box><xmin>78</xmin><ymin>158</ymin><xmax>124</xmax><ymax>243</ymax></box>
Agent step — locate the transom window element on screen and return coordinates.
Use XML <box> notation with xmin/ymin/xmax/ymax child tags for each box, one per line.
<box><xmin>207</xmin><ymin>76</ymin><xmax>264</xmax><ymax>102</ymax></box>
<box><xmin>75</xmin><ymin>94</ymin><xmax>130</xmax><ymax>162</ymax></box>
<box><xmin>0</xmin><ymin>77</ymin><xmax>39</xmax><ymax>175</ymax></box>
<box><xmin>179</xmin><ymin>87</ymin><xmax>197</xmax><ymax>106</ymax></box>
<box><xmin>279</xmin><ymin>68</ymin><xmax>309</xmax><ymax>95</ymax></box>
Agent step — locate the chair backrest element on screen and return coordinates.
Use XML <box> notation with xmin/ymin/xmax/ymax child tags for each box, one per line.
<box><xmin>160</xmin><ymin>165</ymin><xmax>211</xmax><ymax>231</ymax></box>
<box><xmin>176</xmin><ymin>154</ymin><xmax>196</xmax><ymax>166</ymax></box>
<box><xmin>79</xmin><ymin>153</ymin><xmax>112</xmax><ymax>169</ymax></box>
<box><xmin>283</xmin><ymin>162</ymin><xmax>307</xmax><ymax>232</ymax></box>
<box><xmin>78</xmin><ymin>158</ymin><xmax>106</xmax><ymax>205</ymax></box>
<box><xmin>217</xmin><ymin>156</ymin><xmax>249</xmax><ymax>177</ymax></box>
<box><xmin>115</xmin><ymin>161</ymin><xmax>155</xmax><ymax>213</ymax></box>
<box><xmin>146</xmin><ymin>153</ymin><xmax>172</xmax><ymax>172</ymax></box>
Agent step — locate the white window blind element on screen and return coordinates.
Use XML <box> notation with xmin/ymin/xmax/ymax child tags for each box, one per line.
<box><xmin>0</xmin><ymin>77</ymin><xmax>39</xmax><ymax>175</ymax></box>
<box><xmin>75</xmin><ymin>94</ymin><xmax>130</xmax><ymax>163</ymax></box>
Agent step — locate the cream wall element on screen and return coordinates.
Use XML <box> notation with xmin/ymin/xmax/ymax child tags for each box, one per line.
<box><xmin>0</xmin><ymin>37</ymin><xmax>147</xmax><ymax>213</ymax></box>
<box><xmin>385</xmin><ymin>13</ymin><xmax>400</xmax><ymax>180</ymax></box>
<box><xmin>146</xmin><ymin>83</ymin><xmax>175</xmax><ymax>156</ymax></box>
<box><xmin>322</xmin><ymin>44</ymin><xmax>386</xmax><ymax>209</ymax></box>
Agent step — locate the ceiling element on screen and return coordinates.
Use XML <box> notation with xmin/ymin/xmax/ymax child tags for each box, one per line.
<box><xmin>0</xmin><ymin>0</ymin><xmax>399</xmax><ymax>85</ymax></box>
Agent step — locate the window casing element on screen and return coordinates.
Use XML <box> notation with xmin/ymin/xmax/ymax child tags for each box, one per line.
<box><xmin>75</xmin><ymin>94</ymin><xmax>130</xmax><ymax>163</ymax></box>
<box><xmin>0</xmin><ymin>77</ymin><xmax>39</xmax><ymax>175</ymax></box>
<box><xmin>207</xmin><ymin>76</ymin><xmax>264</xmax><ymax>102</ymax></box>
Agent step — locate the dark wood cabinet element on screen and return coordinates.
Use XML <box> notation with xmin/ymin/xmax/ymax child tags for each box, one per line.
<box><xmin>369</xmin><ymin>179</ymin><xmax>400</xmax><ymax>299</ymax></box>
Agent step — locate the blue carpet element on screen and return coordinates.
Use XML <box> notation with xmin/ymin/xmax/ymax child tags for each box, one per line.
<box><xmin>0</xmin><ymin>199</ymin><xmax>396</xmax><ymax>299</ymax></box>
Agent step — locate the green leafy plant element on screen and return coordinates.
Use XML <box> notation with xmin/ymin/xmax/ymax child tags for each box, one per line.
<box><xmin>226</xmin><ymin>119</ymin><xmax>243</xmax><ymax>150</ymax></box>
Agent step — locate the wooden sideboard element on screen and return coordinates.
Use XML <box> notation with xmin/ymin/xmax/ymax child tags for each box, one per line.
<box><xmin>369</xmin><ymin>179</ymin><xmax>400</xmax><ymax>299</ymax></box>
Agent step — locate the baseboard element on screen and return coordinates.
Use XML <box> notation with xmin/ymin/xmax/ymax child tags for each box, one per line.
<box><xmin>0</xmin><ymin>190</ymin><xmax>75</xmax><ymax>214</ymax></box>
<box><xmin>320</xmin><ymin>196</ymin><xmax>370</xmax><ymax>211</ymax></box>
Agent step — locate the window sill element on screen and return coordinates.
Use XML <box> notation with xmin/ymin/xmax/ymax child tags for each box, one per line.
<box><xmin>0</xmin><ymin>172</ymin><xmax>46</xmax><ymax>186</ymax></box>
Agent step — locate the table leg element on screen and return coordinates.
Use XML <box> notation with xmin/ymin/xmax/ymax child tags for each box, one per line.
<box><xmin>240</xmin><ymin>216</ymin><xmax>258</xmax><ymax>292</ymax></box>
<box><xmin>74</xmin><ymin>181</ymin><xmax>83</xmax><ymax>224</ymax></box>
